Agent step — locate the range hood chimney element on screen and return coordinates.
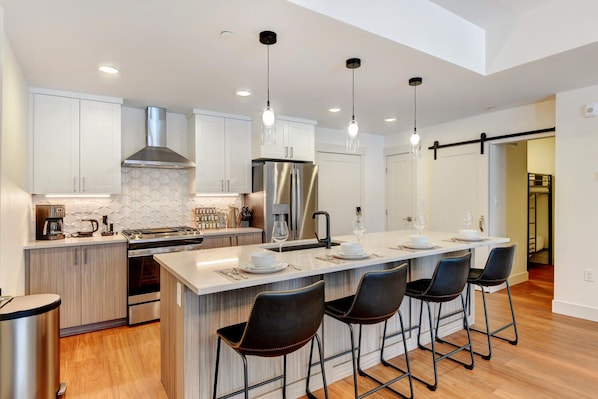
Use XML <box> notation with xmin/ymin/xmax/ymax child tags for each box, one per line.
<box><xmin>122</xmin><ymin>106</ymin><xmax>195</xmax><ymax>169</ymax></box>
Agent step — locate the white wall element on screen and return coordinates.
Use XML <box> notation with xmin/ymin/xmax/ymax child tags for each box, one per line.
<box><xmin>554</xmin><ymin>85</ymin><xmax>598</xmax><ymax>321</ymax></box>
<box><xmin>315</xmin><ymin>127</ymin><xmax>386</xmax><ymax>233</ymax></box>
<box><xmin>0</xmin><ymin>13</ymin><xmax>31</xmax><ymax>295</ymax></box>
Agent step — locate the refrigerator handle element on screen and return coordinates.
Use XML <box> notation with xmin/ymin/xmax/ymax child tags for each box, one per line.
<box><xmin>291</xmin><ymin>168</ymin><xmax>298</xmax><ymax>240</ymax></box>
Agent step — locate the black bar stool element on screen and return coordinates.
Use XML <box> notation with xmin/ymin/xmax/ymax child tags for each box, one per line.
<box><xmin>307</xmin><ymin>263</ymin><xmax>413</xmax><ymax>399</ymax></box>
<box><xmin>466</xmin><ymin>244</ymin><xmax>518</xmax><ymax>360</ymax></box>
<box><xmin>405</xmin><ymin>253</ymin><xmax>474</xmax><ymax>391</ymax></box>
<box><xmin>212</xmin><ymin>280</ymin><xmax>328</xmax><ymax>399</ymax></box>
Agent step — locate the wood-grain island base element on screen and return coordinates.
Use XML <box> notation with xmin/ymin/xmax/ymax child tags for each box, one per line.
<box><xmin>157</xmin><ymin>231</ymin><xmax>508</xmax><ymax>399</ymax></box>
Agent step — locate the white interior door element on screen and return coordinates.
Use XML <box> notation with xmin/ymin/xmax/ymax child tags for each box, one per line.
<box><xmin>385</xmin><ymin>153</ymin><xmax>413</xmax><ymax>231</ymax></box>
<box><xmin>316</xmin><ymin>151</ymin><xmax>362</xmax><ymax>236</ymax></box>
<box><xmin>429</xmin><ymin>143</ymin><xmax>489</xmax><ymax>267</ymax></box>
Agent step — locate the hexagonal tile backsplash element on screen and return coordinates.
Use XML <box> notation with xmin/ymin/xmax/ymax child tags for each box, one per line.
<box><xmin>32</xmin><ymin>168</ymin><xmax>242</xmax><ymax>235</ymax></box>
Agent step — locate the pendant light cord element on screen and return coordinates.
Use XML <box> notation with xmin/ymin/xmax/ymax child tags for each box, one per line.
<box><xmin>266</xmin><ymin>45</ymin><xmax>270</xmax><ymax>106</ymax></box>
<box><xmin>413</xmin><ymin>82</ymin><xmax>417</xmax><ymax>134</ymax></box>
<box><xmin>352</xmin><ymin>68</ymin><xmax>355</xmax><ymax>120</ymax></box>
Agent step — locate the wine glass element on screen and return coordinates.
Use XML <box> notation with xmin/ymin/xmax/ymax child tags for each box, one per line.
<box><xmin>462</xmin><ymin>211</ymin><xmax>473</xmax><ymax>229</ymax></box>
<box><xmin>352</xmin><ymin>216</ymin><xmax>366</xmax><ymax>244</ymax></box>
<box><xmin>272</xmin><ymin>220</ymin><xmax>289</xmax><ymax>260</ymax></box>
<box><xmin>413</xmin><ymin>212</ymin><xmax>426</xmax><ymax>235</ymax></box>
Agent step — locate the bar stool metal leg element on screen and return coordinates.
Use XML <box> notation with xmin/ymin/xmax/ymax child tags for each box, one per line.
<box><xmin>305</xmin><ymin>334</ymin><xmax>328</xmax><ymax>399</ymax></box>
<box><xmin>467</xmin><ymin>281</ymin><xmax>519</xmax><ymax>360</ymax></box>
<box><xmin>413</xmin><ymin>295</ymin><xmax>475</xmax><ymax>391</ymax></box>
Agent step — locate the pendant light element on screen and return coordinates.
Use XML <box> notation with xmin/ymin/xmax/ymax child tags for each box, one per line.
<box><xmin>409</xmin><ymin>77</ymin><xmax>422</xmax><ymax>149</ymax></box>
<box><xmin>260</xmin><ymin>30</ymin><xmax>277</xmax><ymax>144</ymax></box>
<box><xmin>346</xmin><ymin>58</ymin><xmax>361</xmax><ymax>152</ymax></box>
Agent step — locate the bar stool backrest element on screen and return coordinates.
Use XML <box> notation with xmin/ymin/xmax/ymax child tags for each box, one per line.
<box><xmin>342</xmin><ymin>263</ymin><xmax>408</xmax><ymax>324</ymax></box>
<box><xmin>476</xmin><ymin>245</ymin><xmax>516</xmax><ymax>285</ymax></box>
<box><xmin>236</xmin><ymin>280</ymin><xmax>325</xmax><ymax>357</ymax></box>
<box><xmin>424</xmin><ymin>253</ymin><xmax>471</xmax><ymax>302</ymax></box>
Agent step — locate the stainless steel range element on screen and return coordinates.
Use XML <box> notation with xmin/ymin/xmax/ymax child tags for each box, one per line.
<box><xmin>122</xmin><ymin>226</ymin><xmax>203</xmax><ymax>325</ymax></box>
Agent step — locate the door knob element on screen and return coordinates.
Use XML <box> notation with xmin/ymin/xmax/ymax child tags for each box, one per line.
<box><xmin>403</xmin><ymin>216</ymin><xmax>413</xmax><ymax>222</ymax></box>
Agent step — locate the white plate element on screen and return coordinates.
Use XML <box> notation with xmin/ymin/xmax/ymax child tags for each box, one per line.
<box><xmin>238</xmin><ymin>262</ymin><xmax>288</xmax><ymax>274</ymax></box>
<box><xmin>400</xmin><ymin>242</ymin><xmax>436</xmax><ymax>250</ymax></box>
<box><xmin>333</xmin><ymin>252</ymin><xmax>371</xmax><ymax>260</ymax></box>
<box><xmin>454</xmin><ymin>235</ymin><xmax>484</xmax><ymax>242</ymax></box>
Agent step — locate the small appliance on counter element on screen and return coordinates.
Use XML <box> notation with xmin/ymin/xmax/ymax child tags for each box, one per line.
<box><xmin>239</xmin><ymin>206</ymin><xmax>252</xmax><ymax>227</ymax></box>
<box><xmin>101</xmin><ymin>215</ymin><xmax>115</xmax><ymax>236</ymax></box>
<box><xmin>35</xmin><ymin>204</ymin><xmax>65</xmax><ymax>240</ymax></box>
<box><xmin>72</xmin><ymin>219</ymin><xmax>99</xmax><ymax>238</ymax></box>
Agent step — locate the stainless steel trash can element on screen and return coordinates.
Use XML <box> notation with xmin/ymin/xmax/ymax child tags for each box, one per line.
<box><xmin>0</xmin><ymin>294</ymin><xmax>66</xmax><ymax>399</ymax></box>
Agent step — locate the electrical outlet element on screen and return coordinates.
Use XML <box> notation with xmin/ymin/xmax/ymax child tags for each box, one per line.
<box><xmin>584</xmin><ymin>269</ymin><xmax>595</xmax><ymax>282</ymax></box>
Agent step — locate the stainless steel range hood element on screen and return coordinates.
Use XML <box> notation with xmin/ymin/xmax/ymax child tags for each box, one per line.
<box><xmin>122</xmin><ymin>106</ymin><xmax>195</xmax><ymax>169</ymax></box>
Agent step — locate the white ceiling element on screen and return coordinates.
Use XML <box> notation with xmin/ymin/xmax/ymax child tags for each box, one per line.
<box><xmin>1</xmin><ymin>0</ymin><xmax>597</xmax><ymax>135</ymax></box>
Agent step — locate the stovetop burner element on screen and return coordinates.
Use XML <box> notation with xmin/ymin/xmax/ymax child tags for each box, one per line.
<box><xmin>122</xmin><ymin>226</ymin><xmax>202</xmax><ymax>244</ymax></box>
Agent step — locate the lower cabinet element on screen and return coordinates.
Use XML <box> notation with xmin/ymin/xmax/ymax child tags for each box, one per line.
<box><xmin>202</xmin><ymin>231</ymin><xmax>262</xmax><ymax>249</ymax></box>
<box><xmin>26</xmin><ymin>243</ymin><xmax>127</xmax><ymax>333</ymax></box>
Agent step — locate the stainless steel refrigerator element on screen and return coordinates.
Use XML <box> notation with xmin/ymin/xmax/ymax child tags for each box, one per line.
<box><xmin>245</xmin><ymin>161</ymin><xmax>318</xmax><ymax>243</ymax></box>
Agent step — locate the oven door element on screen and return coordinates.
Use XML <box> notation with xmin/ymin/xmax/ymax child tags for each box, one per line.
<box><xmin>127</xmin><ymin>242</ymin><xmax>203</xmax><ymax>325</ymax></box>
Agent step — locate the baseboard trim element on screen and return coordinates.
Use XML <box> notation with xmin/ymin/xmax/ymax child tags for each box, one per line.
<box><xmin>552</xmin><ymin>300</ymin><xmax>598</xmax><ymax>322</ymax></box>
<box><xmin>60</xmin><ymin>318</ymin><xmax>126</xmax><ymax>337</ymax></box>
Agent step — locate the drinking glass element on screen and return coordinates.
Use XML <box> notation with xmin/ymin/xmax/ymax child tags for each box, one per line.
<box><xmin>352</xmin><ymin>216</ymin><xmax>366</xmax><ymax>244</ymax></box>
<box><xmin>272</xmin><ymin>220</ymin><xmax>289</xmax><ymax>259</ymax></box>
<box><xmin>462</xmin><ymin>211</ymin><xmax>473</xmax><ymax>229</ymax></box>
<box><xmin>413</xmin><ymin>212</ymin><xmax>426</xmax><ymax>235</ymax></box>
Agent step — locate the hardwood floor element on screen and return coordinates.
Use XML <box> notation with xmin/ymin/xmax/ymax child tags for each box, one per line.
<box><xmin>60</xmin><ymin>265</ymin><xmax>598</xmax><ymax>398</ymax></box>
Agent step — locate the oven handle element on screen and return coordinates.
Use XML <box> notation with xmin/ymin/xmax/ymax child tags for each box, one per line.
<box><xmin>128</xmin><ymin>243</ymin><xmax>203</xmax><ymax>257</ymax></box>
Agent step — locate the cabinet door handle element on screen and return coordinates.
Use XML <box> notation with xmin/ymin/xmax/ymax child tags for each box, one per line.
<box><xmin>284</xmin><ymin>146</ymin><xmax>288</xmax><ymax>158</ymax></box>
<box><xmin>84</xmin><ymin>248</ymin><xmax>89</xmax><ymax>264</ymax></box>
<box><xmin>227</xmin><ymin>179</ymin><xmax>230</xmax><ymax>192</ymax></box>
<box><xmin>221</xmin><ymin>179</ymin><xmax>224</xmax><ymax>192</ymax></box>
<box><xmin>290</xmin><ymin>147</ymin><xmax>294</xmax><ymax>158</ymax></box>
<box><xmin>74</xmin><ymin>248</ymin><xmax>78</xmax><ymax>265</ymax></box>
<box><xmin>73</xmin><ymin>176</ymin><xmax>78</xmax><ymax>192</ymax></box>
<box><xmin>82</xmin><ymin>176</ymin><xmax>86</xmax><ymax>193</ymax></box>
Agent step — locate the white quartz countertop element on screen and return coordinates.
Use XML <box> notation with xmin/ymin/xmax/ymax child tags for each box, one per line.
<box><xmin>155</xmin><ymin>230</ymin><xmax>509</xmax><ymax>296</ymax></box>
<box><xmin>24</xmin><ymin>234</ymin><xmax>127</xmax><ymax>249</ymax></box>
<box><xmin>201</xmin><ymin>227</ymin><xmax>262</xmax><ymax>236</ymax></box>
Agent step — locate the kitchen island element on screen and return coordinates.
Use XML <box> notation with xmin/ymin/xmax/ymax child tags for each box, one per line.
<box><xmin>156</xmin><ymin>230</ymin><xmax>509</xmax><ymax>399</ymax></box>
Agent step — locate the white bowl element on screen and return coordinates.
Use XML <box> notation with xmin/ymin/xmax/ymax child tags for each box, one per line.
<box><xmin>458</xmin><ymin>229</ymin><xmax>479</xmax><ymax>239</ymax></box>
<box><xmin>340</xmin><ymin>242</ymin><xmax>362</xmax><ymax>255</ymax></box>
<box><xmin>409</xmin><ymin>235</ymin><xmax>429</xmax><ymax>246</ymax></box>
<box><xmin>251</xmin><ymin>252</ymin><xmax>276</xmax><ymax>268</ymax></box>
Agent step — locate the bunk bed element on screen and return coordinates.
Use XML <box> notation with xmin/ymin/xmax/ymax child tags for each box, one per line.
<box><xmin>528</xmin><ymin>173</ymin><xmax>553</xmax><ymax>267</ymax></box>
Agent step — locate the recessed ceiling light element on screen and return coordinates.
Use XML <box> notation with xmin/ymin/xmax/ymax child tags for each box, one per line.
<box><xmin>384</xmin><ymin>117</ymin><xmax>397</xmax><ymax>122</ymax></box>
<box><xmin>328</xmin><ymin>107</ymin><xmax>341</xmax><ymax>113</ymax></box>
<box><xmin>236</xmin><ymin>89</ymin><xmax>252</xmax><ymax>97</ymax></box>
<box><xmin>220</xmin><ymin>30</ymin><xmax>235</xmax><ymax>39</ymax></box>
<box><xmin>98</xmin><ymin>65</ymin><xmax>119</xmax><ymax>74</ymax></box>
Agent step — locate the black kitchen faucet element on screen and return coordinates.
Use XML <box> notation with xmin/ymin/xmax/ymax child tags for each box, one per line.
<box><xmin>312</xmin><ymin>211</ymin><xmax>331</xmax><ymax>249</ymax></box>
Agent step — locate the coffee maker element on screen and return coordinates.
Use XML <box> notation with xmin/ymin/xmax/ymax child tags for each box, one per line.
<box><xmin>36</xmin><ymin>205</ymin><xmax>65</xmax><ymax>240</ymax></box>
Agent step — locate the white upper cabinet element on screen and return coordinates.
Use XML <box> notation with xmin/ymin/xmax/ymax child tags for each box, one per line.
<box><xmin>252</xmin><ymin>116</ymin><xmax>316</xmax><ymax>162</ymax></box>
<box><xmin>31</xmin><ymin>90</ymin><xmax>122</xmax><ymax>194</ymax></box>
<box><xmin>189</xmin><ymin>110</ymin><xmax>252</xmax><ymax>194</ymax></box>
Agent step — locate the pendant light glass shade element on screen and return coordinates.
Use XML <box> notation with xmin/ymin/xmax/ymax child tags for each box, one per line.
<box><xmin>409</xmin><ymin>77</ymin><xmax>423</xmax><ymax>154</ymax></box>
<box><xmin>260</xmin><ymin>31</ymin><xmax>277</xmax><ymax>145</ymax></box>
<box><xmin>348</xmin><ymin>119</ymin><xmax>359</xmax><ymax>137</ymax></box>
<box><xmin>346</xmin><ymin>58</ymin><xmax>361</xmax><ymax>152</ymax></box>
<box><xmin>262</xmin><ymin>103</ymin><xmax>275</xmax><ymax>127</ymax></box>
<box><xmin>410</xmin><ymin>129</ymin><xmax>420</xmax><ymax>146</ymax></box>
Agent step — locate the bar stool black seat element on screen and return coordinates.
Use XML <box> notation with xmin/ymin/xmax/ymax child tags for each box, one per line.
<box><xmin>212</xmin><ymin>280</ymin><xmax>328</xmax><ymax>399</ymax></box>
<box><xmin>466</xmin><ymin>244</ymin><xmax>518</xmax><ymax>360</ymax></box>
<box><xmin>307</xmin><ymin>263</ymin><xmax>413</xmax><ymax>399</ymax></box>
<box><xmin>405</xmin><ymin>253</ymin><xmax>474</xmax><ymax>391</ymax></box>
